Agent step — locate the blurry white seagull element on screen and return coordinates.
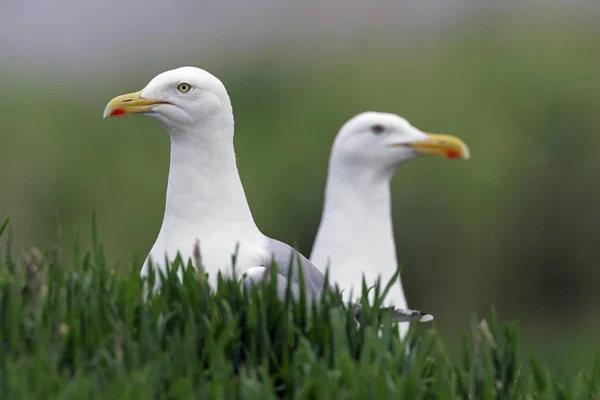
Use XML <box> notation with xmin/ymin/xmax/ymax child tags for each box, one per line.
<box><xmin>311</xmin><ymin>112</ymin><xmax>470</xmax><ymax>336</ymax></box>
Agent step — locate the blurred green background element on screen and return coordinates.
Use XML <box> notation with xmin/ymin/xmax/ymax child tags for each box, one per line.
<box><xmin>1</xmin><ymin>3</ymin><xmax>599</xmax><ymax>371</ymax></box>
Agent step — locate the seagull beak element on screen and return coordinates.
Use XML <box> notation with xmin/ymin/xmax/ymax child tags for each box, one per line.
<box><xmin>103</xmin><ymin>90</ymin><xmax>169</xmax><ymax>119</ymax></box>
<box><xmin>399</xmin><ymin>133</ymin><xmax>471</xmax><ymax>160</ymax></box>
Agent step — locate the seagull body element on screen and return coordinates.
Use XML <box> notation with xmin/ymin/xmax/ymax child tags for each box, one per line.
<box><xmin>310</xmin><ymin>112</ymin><xmax>470</xmax><ymax>336</ymax></box>
<box><xmin>103</xmin><ymin>67</ymin><xmax>324</xmax><ymax>300</ymax></box>
<box><xmin>103</xmin><ymin>67</ymin><xmax>433</xmax><ymax>323</ymax></box>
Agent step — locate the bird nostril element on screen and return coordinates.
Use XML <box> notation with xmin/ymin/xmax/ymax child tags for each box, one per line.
<box><xmin>122</xmin><ymin>99</ymin><xmax>133</xmax><ymax>103</ymax></box>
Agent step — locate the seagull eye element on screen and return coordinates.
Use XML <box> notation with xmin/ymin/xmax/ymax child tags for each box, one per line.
<box><xmin>177</xmin><ymin>82</ymin><xmax>192</xmax><ymax>93</ymax></box>
<box><xmin>371</xmin><ymin>124</ymin><xmax>385</xmax><ymax>134</ymax></box>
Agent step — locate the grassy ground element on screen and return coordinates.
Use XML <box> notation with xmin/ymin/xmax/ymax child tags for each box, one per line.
<box><xmin>0</xmin><ymin>216</ymin><xmax>598</xmax><ymax>399</ymax></box>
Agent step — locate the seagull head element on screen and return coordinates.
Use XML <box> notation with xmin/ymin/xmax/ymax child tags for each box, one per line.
<box><xmin>331</xmin><ymin>112</ymin><xmax>470</xmax><ymax>174</ymax></box>
<box><xmin>103</xmin><ymin>66</ymin><xmax>231</xmax><ymax>132</ymax></box>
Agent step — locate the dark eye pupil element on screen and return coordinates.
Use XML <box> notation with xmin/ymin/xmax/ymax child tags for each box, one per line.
<box><xmin>371</xmin><ymin>124</ymin><xmax>384</xmax><ymax>134</ymax></box>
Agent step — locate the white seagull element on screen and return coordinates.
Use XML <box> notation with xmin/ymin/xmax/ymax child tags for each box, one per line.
<box><xmin>103</xmin><ymin>67</ymin><xmax>433</xmax><ymax>324</ymax></box>
<box><xmin>310</xmin><ymin>112</ymin><xmax>470</xmax><ymax>336</ymax></box>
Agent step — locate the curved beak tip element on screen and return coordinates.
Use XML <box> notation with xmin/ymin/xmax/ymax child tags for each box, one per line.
<box><xmin>409</xmin><ymin>133</ymin><xmax>471</xmax><ymax>160</ymax></box>
<box><xmin>448</xmin><ymin>144</ymin><xmax>471</xmax><ymax>160</ymax></box>
<box><xmin>102</xmin><ymin>104</ymin><xmax>112</xmax><ymax>119</ymax></box>
<box><xmin>463</xmin><ymin>148</ymin><xmax>471</xmax><ymax>160</ymax></box>
<box><xmin>102</xmin><ymin>90</ymin><xmax>164</xmax><ymax>120</ymax></box>
<box><xmin>103</xmin><ymin>107</ymin><xmax>126</xmax><ymax>119</ymax></box>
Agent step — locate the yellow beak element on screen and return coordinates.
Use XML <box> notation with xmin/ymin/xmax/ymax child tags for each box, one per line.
<box><xmin>401</xmin><ymin>133</ymin><xmax>470</xmax><ymax>160</ymax></box>
<box><xmin>103</xmin><ymin>90</ymin><xmax>169</xmax><ymax>119</ymax></box>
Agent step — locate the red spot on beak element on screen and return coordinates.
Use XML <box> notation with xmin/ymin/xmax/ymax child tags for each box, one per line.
<box><xmin>110</xmin><ymin>108</ymin><xmax>127</xmax><ymax>117</ymax></box>
<box><xmin>445</xmin><ymin>150</ymin><xmax>461</xmax><ymax>159</ymax></box>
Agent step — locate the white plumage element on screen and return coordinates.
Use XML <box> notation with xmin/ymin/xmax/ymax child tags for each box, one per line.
<box><xmin>311</xmin><ymin>112</ymin><xmax>470</xmax><ymax>337</ymax></box>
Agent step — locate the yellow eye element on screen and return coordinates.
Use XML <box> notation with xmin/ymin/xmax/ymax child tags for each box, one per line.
<box><xmin>177</xmin><ymin>82</ymin><xmax>191</xmax><ymax>93</ymax></box>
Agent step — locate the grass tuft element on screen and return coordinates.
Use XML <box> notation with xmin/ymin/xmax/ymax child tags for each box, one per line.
<box><xmin>0</xmin><ymin>216</ymin><xmax>597</xmax><ymax>398</ymax></box>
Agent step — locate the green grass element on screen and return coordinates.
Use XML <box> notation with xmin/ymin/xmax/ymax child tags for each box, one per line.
<box><xmin>0</xmin><ymin>216</ymin><xmax>598</xmax><ymax>399</ymax></box>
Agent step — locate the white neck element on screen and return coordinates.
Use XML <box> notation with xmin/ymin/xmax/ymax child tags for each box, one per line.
<box><xmin>143</xmin><ymin>108</ymin><xmax>264</xmax><ymax>276</ymax></box>
<box><xmin>310</xmin><ymin>158</ymin><xmax>407</xmax><ymax>309</ymax></box>
<box><xmin>163</xmin><ymin>118</ymin><xmax>256</xmax><ymax>231</ymax></box>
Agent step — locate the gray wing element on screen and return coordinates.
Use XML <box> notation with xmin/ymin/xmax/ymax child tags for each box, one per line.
<box><xmin>253</xmin><ymin>238</ymin><xmax>434</xmax><ymax>324</ymax></box>
<box><xmin>352</xmin><ymin>305</ymin><xmax>434</xmax><ymax>323</ymax></box>
<box><xmin>261</xmin><ymin>237</ymin><xmax>330</xmax><ymax>301</ymax></box>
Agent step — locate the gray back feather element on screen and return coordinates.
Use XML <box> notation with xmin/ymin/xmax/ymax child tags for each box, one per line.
<box><xmin>262</xmin><ymin>238</ymin><xmax>330</xmax><ymax>301</ymax></box>
<box><xmin>260</xmin><ymin>238</ymin><xmax>434</xmax><ymax>324</ymax></box>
